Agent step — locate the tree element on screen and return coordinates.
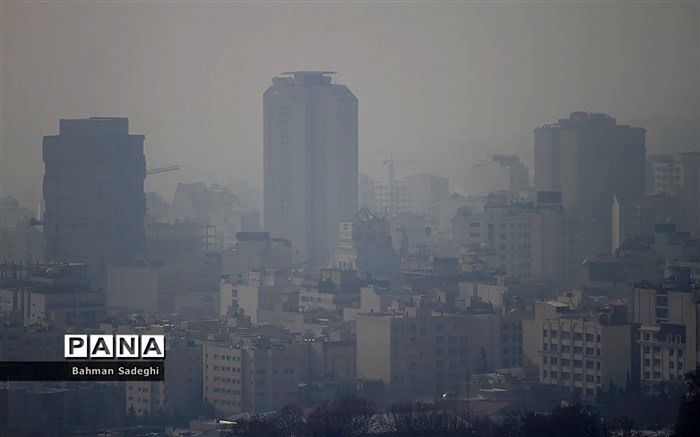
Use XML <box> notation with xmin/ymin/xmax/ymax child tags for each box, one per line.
<box><xmin>502</xmin><ymin>403</ymin><xmax>605</xmax><ymax>437</ymax></box>
<box><xmin>305</xmin><ymin>396</ymin><xmax>377</xmax><ymax>437</ymax></box>
<box><xmin>378</xmin><ymin>401</ymin><xmax>470</xmax><ymax>436</ymax></box>
<box><xmin>673</xmin><ymin>370</ymin><xmax>700</xmax><ymax>437</ymax></box>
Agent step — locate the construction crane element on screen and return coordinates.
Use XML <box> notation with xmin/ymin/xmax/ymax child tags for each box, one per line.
<box><xmin>146</xmin><ymin>165</ymin><xmax>179</xmax><ymax>176</ymax></box>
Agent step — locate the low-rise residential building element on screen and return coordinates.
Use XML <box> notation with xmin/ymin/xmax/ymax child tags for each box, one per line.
<box><xmin>452</xmin><ymin>192</ymin><xmax>579</xmax><ymax>287</ymax></box>
<box><xmin>107</xmin><ymin>263</ymin><xmax>193</xmax><ymax>313</ymax></box>
<box><xmin>633</xmin><ymin>270</ymin><xmax>699</xmax><ymax>393</ymax></box>
<box><xmin>1</xmin><ymin>261</ymin><xmax>105</xmax><ymax>328</ymax></box>
<box><xmin>334</xmin><ymin>208</ymin><xmax>400</xmax><ymax>282</ymax></box>
<box><xmin>356</xmin><ymin>305</ymin><xmax>501</xmax><ymax>402</ymax></box>
<box><xmin>538</xmin><ymin>303</ymin><xmax>632</xmax><ymax>398</ymax></box>
<box><xmin>203</xmin><ymin>338</ymin><xmax>309</xmax><ymax>416</ymax></box>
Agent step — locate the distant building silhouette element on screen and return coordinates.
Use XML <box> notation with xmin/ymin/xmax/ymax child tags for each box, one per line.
<box><xmin>263</xmin><ymin>71</ymin><xmax>358</xmax><ymax>269</ymax></box>
<box><xmin>471</xmin><ymin>154</ymin><xmax>530</xmax><ymax>197</ymax></box>
<box><xmin>42</xmin><ymin>117</ymin><xmax>146</xmax><ymax>286</ymax></box>
<box><xmin>403</xmin><ymin>172</ymin><xmax>449</xmax><ymax>214</ymax></box>
<box><xmin>647</xmin><ymin>152</ymin><xmax>700</xmax><ymax>238</ymax></box>
<box><xmin>334</xmin><ymin>208</ymin><xmax>400</xmax><ymax>282</ymax></box>
<box><xmin>535</xmin><ymin>112</ymin><xmax>645</xmax><ymax>258</ymax></box>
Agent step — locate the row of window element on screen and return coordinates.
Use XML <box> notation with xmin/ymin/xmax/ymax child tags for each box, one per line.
<box><xmin>543</xmin><ymin>329</ymin><xmax>600</xmax><ymax>342</ymax></box>
<box><xmin>543</xmin><ymin>356</ymin><xmax>601</xmax><ymax>370</ymax></box>
<box><xmin>543</xmin><ymin>370</ymin><xmax>600</xmax><ymax>384</ymax></box>
<box><xmin>543</xmin><ymin>343</ymin><xmax>601</xmax><ymax>356</ymax></box>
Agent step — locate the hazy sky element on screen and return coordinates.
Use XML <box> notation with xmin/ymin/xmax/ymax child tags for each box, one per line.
<box><xmin>1</xmin><ymin>1</ymin><xmax>698</xmax><ymax>207</ymax></box>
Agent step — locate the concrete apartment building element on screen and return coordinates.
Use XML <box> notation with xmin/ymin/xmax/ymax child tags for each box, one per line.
<box><xmin>43</xmin><ymin>117</ymin><xmax>146</xmax><ymax>287</ymax></box>
<box><xmin>648</xmin><ymin>152</ymin><xmax>700</xmax><ymax>238</ymax></box>
<box><xmin>633</xmin><ymin>271</ymin><xmax>699</xmax><ymax>393</ymax></box>
<box><xmin>235</xmin><ymin>274</ymin><xmax>284</xmax><ymax>325</ymax></box>
<box><xmin>203</xmin><ymin>339</ymin><xmax>310</xmax><ymax>416</ymax></box>
<box><xmin>612</xmin><ymin>193</ymin><xmax>684</xmax><ymax>252</ymax></box>
<box><xmin>0</xmin><ymin>262</ymin><xmax>105</xmax><ymax>329</ymax></box>
<box><xmin>457</xmin><ymin>279</ymin><xmax>524</xmax><ymax>368</ymax></box>
<box><xmin>526</xmin><ymin>301</ymin><xmax>632</xmax><ymax>398</ymax></box>
<box><xmin>356</xmin><ymin>306</ymin><xmax>501</xmax><ymax>402</ymax></box>
<box><xmin>535</xmin><ymin>112</ymin><xmax>646</xmax><ymax>259</ymax></box>
<box><xmin>529</xmin><ymin>191</ymin><xmax>581</xmax><ymax>288</ymax></box>
<box><xmin>126</xmin><ymin>336</ymin><xmax>203</xmax><ymax>417</ymax></box>
<box><xmin>539</xmin><ymin>305</ymin><xmax>632</xmax><ymax>398</ymax></box>
<box><xmin>452</xmin><ymin>193</ymin><xmax>579</xmax><ymax>286</ymax></box>
<box><xmin>0</xmin><ymin>325</ymin><xmax>63</xmax><ymax>361</ymax></box>
<box><xmin>452</xmin><ymin>200</ymin><xmax>533</xmax><ymax>279</ymax></box>
<box><xmin>263</xmin><ymin>71</ymin><xmax>358</xmax><ymax>269</ymax></box>
<box><xmin>334</xmin><ymin>208</ymin><xmax>400</xmax><ymax>282</ymax></box>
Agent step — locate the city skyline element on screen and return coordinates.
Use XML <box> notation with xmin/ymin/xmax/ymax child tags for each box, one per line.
<box><xmin>2</xmin><ymin>2</ymin><xmax>698</xmax><ymax>207</ymax></box>
<box><xmin>1</xmin><ymin>3</ymin><xmax>699</xmax><ymax>436</ymax></box>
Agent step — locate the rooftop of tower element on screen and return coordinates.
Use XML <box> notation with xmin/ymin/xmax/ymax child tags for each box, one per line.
<box><xmin>273</xmin><ymin>71</ymin><xmax>337</xmax><ymax>86</ymax></box>
<box><xmin>281</xmin><ymin>71</ymin><xmax>336</xmax><ymax>76</ymax></box>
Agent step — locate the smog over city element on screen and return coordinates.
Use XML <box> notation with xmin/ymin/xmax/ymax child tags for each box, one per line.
<box><xmin>0</xmin><ymin>2</ymin><xmax>699</xmax><ymax>437</ymax></box>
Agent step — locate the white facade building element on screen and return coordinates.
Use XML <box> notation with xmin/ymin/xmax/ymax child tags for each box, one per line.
<box><xmin>263</xmin><ymin>72</ymin><xmax>358</xmax><ymax>269</ymax></box>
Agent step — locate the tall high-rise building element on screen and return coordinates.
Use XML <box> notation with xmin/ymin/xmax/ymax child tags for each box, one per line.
<box><xmin>535</xmin><ymin>112</ymin><xmax>645</xmax><ymax>258</ymax></box>
<box><xmin>43</xmin><ymin>117</ymin><xmax>146</xmax><ymax>286</ymax></box>
<box><xmin>263</xmin><ymin>71</ymin><xmax>358</xmax><ymax>269</ymax></box>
